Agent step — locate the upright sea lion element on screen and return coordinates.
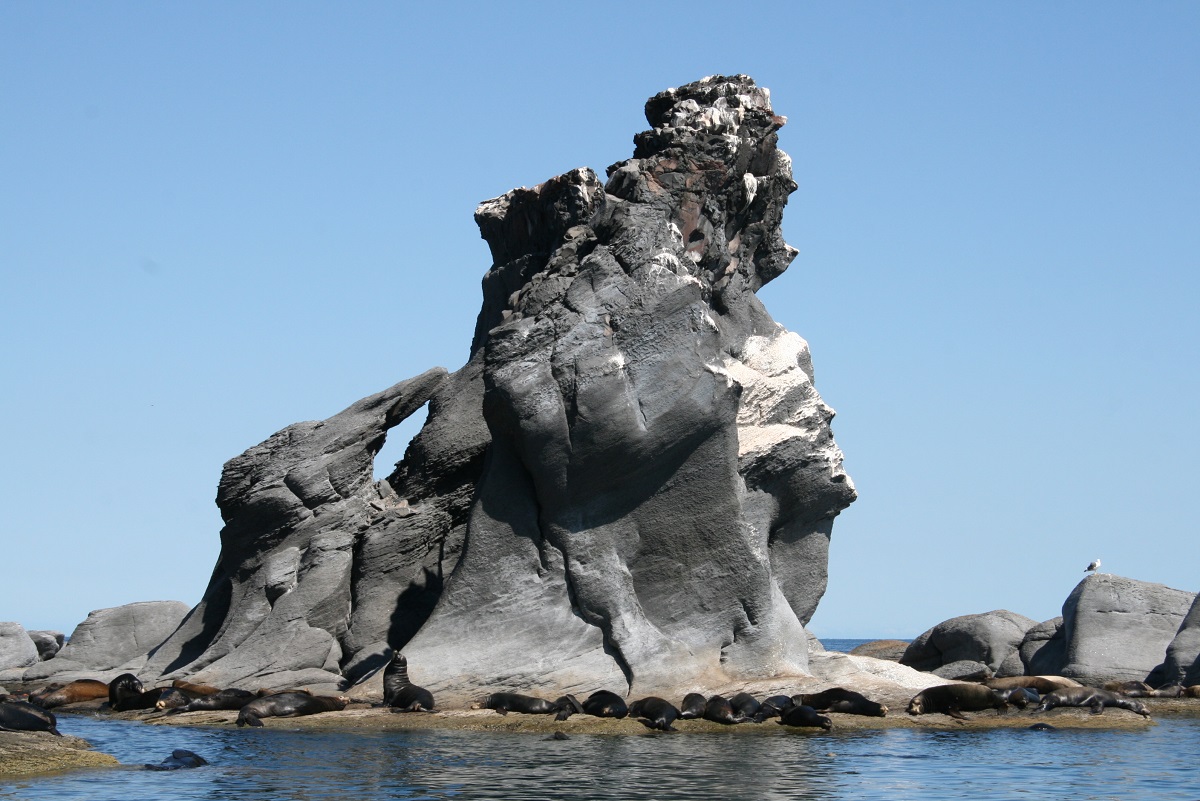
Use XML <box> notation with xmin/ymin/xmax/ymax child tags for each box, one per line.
<box><xmin>679</xmin><ymin>693</ymin><xmax>707</xmax><ymax>719</ymax></box>
<box><xmin>702</xmin><ymin>695</ymin><xmax>744</xmax><ymax>724</ymax></box>
<box><xmin>144</xmin><ymin>749</ymin><xmax>209</xmax><ymax>771</ymax></box>
<box><xmin>628</xmin><ymin>697</ymin><xmax>680</xmax><ymax>732</ymax></box>
<box><xmin>1036</xmin><ymin>687</ymin><xmax>1150</xmax><ymax>717</ymax></box>
<box><xmin>473</xmin><ymin>693</ymin><xmax>560</xmax><ymax>715</ymax></box>
<box><xmin>728</xmin><ymin>692</ymin><xmax>761</xmax><ymax>719</ymax></box>
<box><xmin>383</xmin><ymin>653</ymin><xmax>435</xmax><ymax>712</ymax></box>
<box><xmin>28</xmin><ymin>679</ymin><xmax>109</xmax><ymax>709</ymax></box>
<box><xmin>907</xmin><ymin>684</ymin><xmax>1008</xmax><ymax>720</ymax></box>
<box><xmin>0</xmin><ymin>700</ymin><xmax>60</xmax><ymax>735</ymax></box>
<box><xmin>582</xmin><ymin>690</ymin><xmax>628</xmax><ymax>719</ymax></box>
<box><xmin>107</xmin><ymin>674</ymin><xmax>166</xmax><ymax>712</ymax></box>
<box><xmin>778</xmin><ymin>705</ymin><xmax>832</xmax><ymax>731</ymax></box>
<box><xmin>235</xmin><ymin>692</ymin><xmax>349</xmax><ymax>727</ymax></box>
<box><xmin>797</xmin><ymin>687</ymin><xmax>887</xmax><ymax>717</ymax></box>
<box><xmin>168</xmin><ymin>688</ymin><xmax>257</xmax><ymax>714</ymax></box>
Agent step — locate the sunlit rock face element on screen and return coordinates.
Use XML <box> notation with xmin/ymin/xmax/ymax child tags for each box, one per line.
<box><xmin>404</xmin><ymin>75</ymin><xmax>856</xmax><ymax>698</ymax></box>
<box><xmin>141</xmin><ymin>76</ymin><xmax>855</xmax><ymax>697</ymax></box>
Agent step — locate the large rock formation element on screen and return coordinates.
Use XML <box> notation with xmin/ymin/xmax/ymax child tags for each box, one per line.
<box><xmin>0</xmin><ymin>624</ymin><xmax>38</xmax><ymax>672</ymax></box>
<box><xmin>139</xmin><ymin>75</ymin><xmax>856</xmax><ymax>697</ymax></box>
<box><xmin>900</xmin><ymin>610</ymin><xmax>1037</xmax><ymax>674</ymax></box>
<box><xmin>1161</xmin><ymin>594</ymin><xmax>1200</xmax><ymax>686</ymax></box>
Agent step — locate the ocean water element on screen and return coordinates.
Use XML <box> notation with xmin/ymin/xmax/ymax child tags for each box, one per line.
<box><xmin>5</xmin><ymin>711</ymin><xmax>1200</xmax><ymax>800</ymax></box>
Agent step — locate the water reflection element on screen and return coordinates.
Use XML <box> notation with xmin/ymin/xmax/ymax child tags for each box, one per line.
<box><xmin>3</xmin><ymin>715</ymin><xmax>1199</xmax><ymax>800</ymax></box>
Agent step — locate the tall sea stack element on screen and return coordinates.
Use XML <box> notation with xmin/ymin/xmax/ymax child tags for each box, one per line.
<box><xmin>145</xmin><ymin>75</ymin><xmax>857</xmax><ymax>699</ymax></box>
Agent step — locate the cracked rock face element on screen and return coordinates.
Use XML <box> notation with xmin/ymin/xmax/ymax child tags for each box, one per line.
<box><xmin>134</xmin><ymin>76</ymin><xmax>855</xmax><ymax>696</ymax></box>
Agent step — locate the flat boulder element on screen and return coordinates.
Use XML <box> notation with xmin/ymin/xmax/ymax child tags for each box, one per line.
<box><xmin>23</xmin><ymin>601</ymin><xmax>189</xmax><ymax>679</ymax></box>
<box><xmin>0</xmin><ymin>624</ymin><xmax>38</xmax><ymax>672</ymax></box>
<box><xmin>849</xmin><ymin>640</ymin><xmax>909</xmax><ymax>662</ymax></box>
<box><xmin>901</xmin><ymin>610</ymin><xmax>1037</xmax><ymax>673</ymax></box>
<box><xmin>1058</xmin><ymin>574</ymin><xmax>1195</xmax><ymax>685</ymax></box>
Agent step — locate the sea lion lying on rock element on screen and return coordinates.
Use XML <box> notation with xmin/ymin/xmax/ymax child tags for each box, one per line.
<box><xmin>0</xmin><ymin>700</ymin><xmax>60</xmax><ymax>735</ymax></box>
<box><xmin>628</xmin><ymin>697</ymin><xmax>680</xmax><ymax>732</ymax></box>
<box><xmin>1037</xmin><ymin>687</ymin><xmax>1150</xmax><ymax>717</ymax></box>
<box><xmin>778</xmin><ymin>705</ymin><xmax>832</xmax><ymax>731</ymax></box>
<box><xmin>679</xmin><ymin>693</ymin><xmax>707</xmax><ymax>719</ymax></box>
<box><xmin>28</xmin><ymin>680</ymin><xmax>109</xmax><ymax>709</ymax></box>
<box><xmin>907</xmin><ymin>684</ymin><xmax>1008</xmax><ymax>720</ymax></box>
<box><xmin>235</xmin><ymin>692</ymin><xmax>349</xmax><ymax>727</ymax></box>
<box><xmin>473</xmin><ymin>693</ymin><xmax>561</xmax><ymax>716</ymax></box>
<box><xmin>796</xmin><ymin>687</ymin><xmax>887</xmax><ymax>717</ymax></box>
<box><xmin>167</xmin><ymin>688</ymin><xmax>257</xmax><ymax>714</ymax></box>
<box><xmin>984</xmin><ymin>676</ymin><xmax>1081</xmax><ymax>693</ymax></box>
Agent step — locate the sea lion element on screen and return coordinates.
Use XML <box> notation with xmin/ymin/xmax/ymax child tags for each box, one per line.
<box><xmin>235</xmin><ymin>692</ymin><xmax>349</xmax><ymax>727</ymax></box>
<box><xmin>169</xmin><ymin>688</ymin><xmax>257</xmax><ymax>714</ymax></box>
<box><xmin>628</xmin><ymin>697</ymin><xmax>680</xmax><ymax>732</ymax></box>
<box><xmin>907</xmin><ymin>684</ymin><xmax>1008</xmax><ymax>720</ymax></box>
<box><xmin>473</xmin><ymin>693</ymin><xmax>560</xmax><ymax>715</ymax></box>
<box><xmin>1036</xmin><ymin>687</ymin><xmax>1150</xmax><ymax>717</ymax></box>
<box><xmin>582</xmin><ymin>690</ymin><xmax>628</xmax><ymax>719</ymax></box>
<box><xmin>28</xmin><ymin>679</ymin><xmax>109</xmax><ymax>709</ymax></box>
<box><xmin>984</xmin><ymin>676</ymin><xmax>1081</xmax><ymax>693</ymax></box>
<box><xmin>1184</xmin><ymin>685</ymin><xmax>1200</xmax><ymax>698</ymax></box>
<box><xmin>171</xmin><ymin>679</ymin><xmax>221</xmax><ymax>696</ymax></box>
<box><xmin>702</xmin><ymin>695</ymin><xmax>744</xmax><ymax>724</ymax></box>
<box><xmin>1005</xmin><ymin>687</ymin><xmax>1040</xmax><ymax>709</ymax></box>
<box><xmin>0</xmin><ymin>700</ymin><xmax>61</xmax><ymax>735</ymax></box>
<box><xmin>383</xmin><ymin>653</ymin><xmax>435</xmax><ymax>712</ymax></box>
<box><xmin>1103</xmin><ymin>680</ymin><xmax>1153</xmax><ymax>696</ymax></box>
<box><xmin>553</xmin><ymin>694</ymin><xmax>583</xmax><ymax>721</ymax></box>
<box><xmin>679</xmin><ymin>693</ymin><xmax>707</xmax><ymax>719</ymax></box>
<box><xmin>728</xmin><ymin>692</ymin><xmax>761</xmax><ymax>719</ymax></box>
<box><xmin>777</xmin><ymin>704</ymin><xmax>832</xmax><ymax>731</ymax></box>
<box><xmin>1150</xmin><ymin>685</ymin><xmax>1183</xmax><ymax>698</ymax></box>
<box><xmin>1029</xmin><ymin>722</ymin><xmax>1057</xmax><ymax>731</ymax></box>
<box><xmin>753</xmin><ymin>695</ymin><xmax>795</xmax><ymax>722</ymax></box>
<box><xmin>144</xmin><ymin>749</ymin><xmax>209</xmax><ymax>771</ymax></box>
<box><xmin>107</xmin><ymin>674</ymin><xmax>166</xmax><ymax>712</ymax></box>
<box><xmin>797</xmin><ymin>687</ymin><xmax>887</xmax><ymax>717</ymax></box>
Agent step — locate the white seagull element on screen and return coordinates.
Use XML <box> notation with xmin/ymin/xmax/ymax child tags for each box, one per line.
<box><xmin>1085</xmin><ymin>558</ymin><xmax>1101</xmax><ymax>573</ymax></box>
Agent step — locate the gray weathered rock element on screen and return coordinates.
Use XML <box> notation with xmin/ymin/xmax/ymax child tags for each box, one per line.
<box><xmin>901</xmin><ymin>610</ymin><xmax>1038</xmax><ymax>673</ymax></box>
<box><xmin>141</xmin><ymin>369</ymin><xmax>455</xmax><ymax>690</ymax></box>
<box><xmin>27</xmin><ymin>631</ymin><xmax>64</xmax><ymax>662</ymax></box>
<box><xmin>1161</xmin><ymin>594</ymin><xmax>1200</xmax><ymax>686</ymax></box>
<box><xmin>402</xmin><ymin>75</ymin><xmax>855</xmax><ymax>699</ymax></box>
<box><xmin>139</xmin><ymin>76</ymin><xmax>855</xmax><ymax>697</ymax></box>
<box><xmin>931</xmin><ymin>660</ymin><xmax>992</xmax><ymax>681</ymax></box>
<box><xmin>1057</xmin><ymin>574</ymin><xmax>1195</xmax><ymax>685</ymax></box>
<box><xmin>1021</xmin><ymin>617</ymin><xmax>1066</xmax><ymax>675</ymax></box>
<box><xmin>24</xmin><ymin>602</ymin><xmax>189</xmax><ymax>680</ymax></box>
<box><xmin>0</xmin><ymin>624</ymin><xmax>38</xmax><ymax>671</ymax></box>
<box><xmin>849</xmin><ymin>639</ymin><xmax>910</xmax><ymax>662</ymax></box>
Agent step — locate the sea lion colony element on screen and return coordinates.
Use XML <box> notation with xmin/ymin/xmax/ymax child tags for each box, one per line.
<box><xmin>2</xmin><ymin>654</ymin><xmax>1187</xmax><ymax>740</ymax></box>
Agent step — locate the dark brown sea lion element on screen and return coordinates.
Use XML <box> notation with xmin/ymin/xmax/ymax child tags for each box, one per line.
<box><xmin>679</xmin><ymin>693</ymin><xmax>707</xmax><ymax>719</ymax></box>
<box><xmin>1036</xmin><ymin>687</ymin><xmax>1150</xmax><ymax>717</ymax></box>
<box><xmin>753</xmin><ymin>695</ymin><xmax>794</xmax><ymax>722</ymax></box>
<box><xmin>473</xmin><ymin>693</ymin><xmax>560</xmax><ymax>715</ymax></box>
<box><xmin>777</xmin><ymin>704</ymin><xmax>832</xmax><ymax>731</ymax></box>
<box><xmin>797</xmin><ymin>687</ymin><xmax>887</xmax><ymax>717</ymax></box>
<box><xmin>144</xmin><ymin>749</ymin><xmax>209</xmax><ymax>770</ymax></box>
<box><xmin>384</xmin><ymin>653</ymin><xmax>435</xmax><ymax>712</ymax></box>
<box><xmin>1103</xmin><ymin>680</ymin><xmax>1153</xmax><ymax>696</ymax></box>
<box><xmin>155</xmin><ymin>687</ymin><xmax>208</xmax><ymax>711</ymax></box>
<box><xmin>628</xmin><ymin>697</ymin><xmax>681</xmax><ymax>732</ymax></box>
<box><xmin>582</xmin><ymin>690</ymin><xmax>627</xmax><ymax>719</ymax></box>
<box><xmin>0</xmin><ymin>700</ymin><xmax>60</xmax><ymax>735</ymax></box>
<box><xmin>171</xmin><ymin>679</ymin><xmax>221</xmax><ymax>696</ymax></box>
<box><xmin>1184</xmin><ymin>685</ymin><xmax>1200</xmax><ymax>698</ymax></box>
<box><xmin>28</xmin><ymin>679</ymin><xmax>110</xmax><ymax>709</ymax></box>
<box><xmin>235</xmin><ymin>692</ymin><xmax>349</xmax><ymax>727</ymax></box>
<box><xmin>907</xmin><ymin>684</ymin><xmax>1008</xmax><ymax>720</ymax></box>
<box><xmin>702</xmin><ymin>695</ymin><xmax>744</xmax><ymax>724</ymax></box>
<box><xmin>984</xmin><ymin>676</ymin><xmax>1080</xmax><ymax>693</ymax></box>
<box><xmin>728</xmin><ymin>692</ymin><xmax>761</xmax><ymax>719</ymax></box>
<box><xmin>108</xmin><ymin>674</ymin><xmax>166</xmax><ymax>712</ymax></box>
<box><xmin>168</xmin><ymin>688</ymin><xmax>257</xmax><ymax>714</ymax></box>
<box><xmin>1005</xmin><ymin>687</ymin><xmax>1040</xmax><ymax>709</ymax></box>
<box><xmin>553</xmin><ymin>694</ymin><xmax>583</xmax><ymax>721</ymax></box>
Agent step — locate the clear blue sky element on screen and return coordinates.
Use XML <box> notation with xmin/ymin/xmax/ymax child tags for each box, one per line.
<box><xmin>3</xmin><ymin>2</ymin><xmax>1196</xmax><ymax>639</ymax></box>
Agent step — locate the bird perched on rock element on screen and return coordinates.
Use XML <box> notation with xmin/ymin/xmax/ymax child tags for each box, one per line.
<box><xmin>1085</xmin><ymin>559</ymin><xmax>1101</xmax><ymax>573</ymax></box>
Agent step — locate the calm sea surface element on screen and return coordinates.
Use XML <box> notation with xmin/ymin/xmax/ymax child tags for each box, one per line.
<box><xmin>5</xmin><ymin>639</ymin><xmax>1198</xmax><ymax>801</ymax></box>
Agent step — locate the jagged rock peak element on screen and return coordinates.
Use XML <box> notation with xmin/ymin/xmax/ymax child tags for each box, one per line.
<box><xmin>641</xmin><ymin>74</ymin><xmax>784</xmax><ymax>146</ymax></box>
